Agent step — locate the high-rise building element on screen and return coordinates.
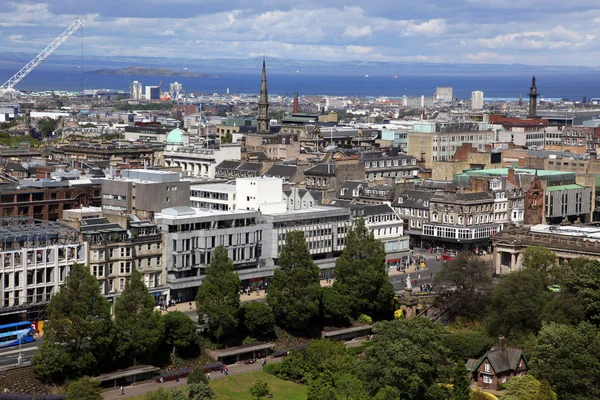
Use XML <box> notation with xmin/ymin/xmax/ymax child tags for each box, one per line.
<box><xmin>145</xmin><ymin>86</ymin><xmax>160</xmax><ymax>100</ymax></box>
<box><xmin>130</xmin><ymin>81</ymin><xmax>143</xmax><ymax>100</ymax></box>
<box><xmin>170</xmin><ymin>82</ymin><xmax>183</xmax><ymax>100</ymax></box>
<box><xmin>257</xmin><ymin>60</ymin><xmax>270</xmax><ymax>133</ymax></box>
<box><xmin>435</xmin><ymin>86</ymin><xmax>453</xmax><ymax>101</ymax></box>
<box><xmin>471</xmin><ymin>91</ymin><xmax>484</xmax><ymax>110</ymax></box>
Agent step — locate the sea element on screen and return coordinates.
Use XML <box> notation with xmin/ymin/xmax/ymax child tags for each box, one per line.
<box><xmin>1</xmin><ymin>61</ymin><xmax>600</xmax><ymax>101</ymax></box>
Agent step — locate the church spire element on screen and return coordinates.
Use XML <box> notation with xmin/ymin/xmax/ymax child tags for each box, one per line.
<box><xmin>257</xmin><ymin>58</ymin><xmax>270</xmax><ymax>133</ymax></box>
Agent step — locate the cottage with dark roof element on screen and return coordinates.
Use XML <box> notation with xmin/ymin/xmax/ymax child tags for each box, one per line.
<box><xmin>466</xmin><ymin>337</ymin><xmax>528</xmax><ymax>389</ymax></box>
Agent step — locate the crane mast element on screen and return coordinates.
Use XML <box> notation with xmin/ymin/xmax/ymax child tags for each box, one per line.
<box><xmin>0</xmin><ymin>18</ymin><xmax>84</xmax><ymax>98</ymax></box>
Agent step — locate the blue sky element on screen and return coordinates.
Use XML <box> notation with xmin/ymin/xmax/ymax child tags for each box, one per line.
<box><xmin>0</xmin><ymin>1</ymin><xmax>598</xmax><ymax>66</ymax></box>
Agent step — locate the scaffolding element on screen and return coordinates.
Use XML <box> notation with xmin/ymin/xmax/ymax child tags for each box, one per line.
<box><xmin>0</xmin><ymin>217</ymin><xmax>80</xmax><ymax>251</ymax></box>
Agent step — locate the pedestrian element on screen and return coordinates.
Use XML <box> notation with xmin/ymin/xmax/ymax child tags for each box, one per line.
<box><xmin>120</xmin><ymin>386</ymin><xmax>124</xmax><ymax>396</ymax></box>
<box><xmin>189</xmin><ymin>302</ymin><xmax>192</xmax><ymax>310</ymax></box>
<box><xmin>418</xmin><ymin>274</ymin><xmax>421</xmax><ymax>279</ymax></box>
<box><xmin>160</xmin><ymin>376</ymin><xmax>164</xmax><ymax>383</ymax></box>
<box><xmin>207</xmin><ymin>372</ymin><xmax>211</xmax><ymax>381</ymax></box>
<box><xmin>176</xmin><ymin>374</ymin><xmax>180</xmax><ymax>382</ymax></box>
<box><xmin>261</xmin><ymin>358</ymin><xmax>265</xmax><ymax>368</ymax></box>
<box><xmin>431</xmin><ymin>272</ymin><xmax>433</xmax><ymax>278</ymax></box>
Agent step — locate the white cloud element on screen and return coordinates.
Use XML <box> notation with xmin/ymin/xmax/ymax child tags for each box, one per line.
<box><xmin>342</xmin><ymin>25</ymin><xmax>372</xmax><ymax>38</ymax></box>
<box><xmin>346</xmin><ymin>45</ymin><xmax>372</xmax><ymax>54</ymax></box>
<box><xmin>405</xmin><ymin>18</ymin><xmax>446</xmax><ymax>36</ymax></box>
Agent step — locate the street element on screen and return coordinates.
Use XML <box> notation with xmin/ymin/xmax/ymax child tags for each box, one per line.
<box><xmin>0</xmin><ymin>338</ymin><xmax>41</xmax><ymax>368</ymax></box>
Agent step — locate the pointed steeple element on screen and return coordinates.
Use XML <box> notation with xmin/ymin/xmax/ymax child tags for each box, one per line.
<box><xmin>257</xmin><ymin>58</ymin><xmax>270</xmax><ymax>133</ymax></box>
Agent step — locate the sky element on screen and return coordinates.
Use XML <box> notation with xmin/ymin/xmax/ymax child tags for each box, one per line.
<box><xmin>0</xmin><ymin>0</ymin><xmax>599</xmax><ymax>66</ymax></box>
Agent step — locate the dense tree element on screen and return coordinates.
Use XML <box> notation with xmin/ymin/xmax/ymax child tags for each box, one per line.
<box><xmin>333</xmin><ymin>218</ymin><xmax>395</xmax><ymax>320</ymax></box>
<box><xmin>33</xmin><ymin>264</ymin><xmax>113</xmax><ymax>382</ymax></box>
<box><xmin>240</xmin><ymin>301</ymin><xmax>275</xmax><ymax>341</ymax></box>
<box><xmin>114</xmin><ymin>269</ymin><xmax>164</xmax><ymax>365</ymax></box>
<box><xmin>267</xmin><ymin>231</ymin><xmax>322</xmax><ymax>335</ymax></box>
<box><xmin>363</xmin><ymin>318</ymin><xmax>449</xmax><ymax>399</ymax></box>
<box><xmin>249</xmin><ymin>379</ymin><xmax>269</xmax><ymax>399</ymax></box>
<box><xmin>189</xmin><ymin>383</ymin><xmax>216</xmax><ymax>400</ymax></box>
<box><xmin>501</xmin><ymin>375</ymin><xmax>556</xmax><ymax>400</ymax></box>
<box><xmin>563</xmin><ymin>258</ymin><xmax>600</xmax><ymax>325</ymax></box>
<box><xmin>145</xmin><ymin>387</ymin><xmax>186</xmax><ymax>400</ymax></box>
<box><xmin>452</xmin><ymin>363</ymin><xmax>470</xmax><ymax>400</ymax></box>
<box><xmin>196</xmin><ymin>245</ymin><xmax>241</xmax><ymax>343</ymax></box>
<box><xmin>37</xmin><ymin>117</ymin><xmax>56</xmax><ymax>138</ymax></box>
<box><xmin>540</xmin><ymin>291</ymin><xmax>585</xmax><ymax>326</ymax></box>
<box><xmin>321</xmin><ymin>286</ymin><xmax>352</xmax><ymax>327</ymax></box>
<box><xmin>65</xmin><ymin>377</ymin><xmax>102</xmax><ymax>400</ymax></box>
<box><xmin>433</xmin><ymin>252</ymin><xmax>492</xmax><ymax>321</ymax></box>
<box><xmin>187</xmin><ymin>365</ymin><xmax>209</xmax><ymax>385</ymax></box>
<box><xmin>521</xmin><ymin>246</ymin><xmax>557</xmax><ymax>272</ymax></box>
<box><xmin>162</xmin><ymin>311</ymin><xmax>199</xmax><ymax>357</ymax></box>
<box><xmin>487</xmin><ymin>268</ymin><xmax>551</xmax><ymax>337</ymax></box>
<box><xmin>531</xmin><ymin>322</ymin><xmax>600</xmax><ymax>400</ymax></box>
<box><xmin>373</xmin><ymin>386</ymin><xmax>402</xmax><ymax>400</ymax></box>
<box><xmin>443</xmin><ymin>332</ymin><xmax>495</xmax><ymax>362</ymax></box>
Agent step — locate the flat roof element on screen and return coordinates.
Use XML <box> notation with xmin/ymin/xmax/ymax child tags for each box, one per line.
<box><xmin>190</xmin><ymin>183</ymin><xmax>236</xmax><ymax>193</ymax></box>
<box><xmin>213</xmin><ymin>342</ymin><xmax>274</xmax><ymax>358</ymax></box>
<box><xmin>262</xmin><ymin>205</ymin><xmax>349</xmax><ymax>217</ymax></box>
<box><xmin>95</xmin><ymin>365</ymin><xmax>159</xmax><ymax>382</ymax></box>
<box><xmin>464</xmin><ymin>168</ymin><xmax>568</xmax><ymax>177</ymax></box>
<box><xmin>157</xmin><ymin>207</ymin><xmax>257</xmax><ymax>220</ymax></box>
<box><xmin>545</xmin><ymin>184</ymin><xmax>584</xmax><ymax>192</ymax></box>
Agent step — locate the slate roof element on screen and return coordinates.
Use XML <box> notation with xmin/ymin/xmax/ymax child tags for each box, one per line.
<box><xmin>419</xmin><ymin>180</ymin><xmax>457</xmax><ymax>190</ymax></box>
<box><xmin>304</xmin><ymin>163</ymin><xmax>336</xmax><ymax>176</ymax></box>
<box><xmin>216</xmin><ymin>160</ymin><xmax>242</xmax><ymax>170</ymax></box>
<box><xmin>393</xmin><ymin>190</ymin><xmax>435</xmax><ymax>209</ymax></box>
<box><xmin>431</xmin><ymin>191</ymin><xmax>493</xmax><ymax>203</ymax></box>
<box><xmin>247</xmin><ymin>151</ymin><xmax>269</xmax><ymax>160</ymax></box>
<box><xmin>4</xmin><ymin>162</ymin><xmax>28</xmax><ymax>173</ymax></box>
<box><xmin>469</xmin><ymin>347</ymin><xmax>527</xmax><ymax>374</ymax></box>
<box><xmin>264</xmin><ymin>164</ymin><xmax>298</xmax><ymax>180</ymax></box>
<box><xmin>336</xmin><ymin>180</ymin><xmax>367</xmax><ymax>199</ymax></box>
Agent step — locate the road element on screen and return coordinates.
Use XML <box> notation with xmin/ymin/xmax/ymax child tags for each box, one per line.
<box><xmin>0</xmin><ymin>338</ymin><xmax>41</xmax><ymax>368</ymax></box>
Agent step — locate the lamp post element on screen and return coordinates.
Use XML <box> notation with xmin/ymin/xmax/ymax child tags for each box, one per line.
<box><xmin>17</xmin><ymin>333</ymin><xmax>23</xmax><ymax>365</ymax></box>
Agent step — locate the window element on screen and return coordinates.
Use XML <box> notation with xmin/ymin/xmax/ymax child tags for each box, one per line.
<box><xmin>483</xmin><ymin>376</ymin><xmax>493</xmax><ymax>384</ymax></box>
<box><xmin>501</xmin><ymin>376</ymin><xmax>507</xmax><ymax>383</ymax></box>
<box><xmin>484</xmin><ymin>363</ymin><xmax>491</xmax><ymax>373</ymax></box>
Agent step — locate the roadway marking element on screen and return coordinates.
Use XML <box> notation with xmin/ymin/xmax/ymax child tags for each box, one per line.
<box><xmin>0</xmin><ymin>346</ymin><xmax>38</xmax><ymax>356</ymax></box>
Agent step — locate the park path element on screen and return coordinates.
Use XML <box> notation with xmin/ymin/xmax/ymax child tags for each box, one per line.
<box><xmin>102</xmin><ymin>358</ymin><xmax>282</xmax><ymax>399</ymax></box>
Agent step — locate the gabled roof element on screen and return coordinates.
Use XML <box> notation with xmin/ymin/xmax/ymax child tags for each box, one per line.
<box><xmin>4</xmin><ymin>162</ymin><xmax>28</xmax><ymax>173</ymax></box>
<box><xmin>265</xmin><ymin>164</ymin><xmax>297</xmax><ymax>179</ymax></box>
<box><xmin>216</xmin><ymin>160</ymin><xmax>242</xmax><ymax>170</ymax></box>
<box><xmin>393</xmin><ymin>189</ymin><xmax>435</xmax><ymax>209</ymax></box>
<box><xmin>248</xmin><ymin>151</ymin><xmax>269</xmax><ymax>160</ymax></box>
<box><xmin>468</xmin><ymin>347</ymin><xmax>528</xmax><ymax>374</ymax></box>
<box><xmin>336</xmin><ymin>180</ymin><xmax>367</xmax><ymax>199</ymax></box>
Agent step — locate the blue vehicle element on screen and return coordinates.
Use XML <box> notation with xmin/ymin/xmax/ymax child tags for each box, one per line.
<box><xmin>0</xmin><ymin>321</ymin><xmax>35</xmax><ymax>349</ymax></box>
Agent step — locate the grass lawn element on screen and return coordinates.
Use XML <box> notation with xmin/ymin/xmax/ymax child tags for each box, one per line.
<box><xmin>210</xmin><ymin>370</ymin><xmax>307</xmax><ymax>400</ymax></box>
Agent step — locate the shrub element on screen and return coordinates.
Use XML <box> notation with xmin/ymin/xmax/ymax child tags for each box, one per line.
<box><xmin>249</xmin><ymin>379</ymin><xmax>269</xmax><ymax>399</ymax></box>
<box><xmin>357</xmin><ymin>314</ymin><xmax>373</xmax><ymax>325</ymax></box>
<box><xmin>187</xmin><ymin>365</ymin><xmax>209</xmax><ymax>385</ymax></box>
<box><xmin>262</xmin><ymin>362</ymin><xmax>280</xmax><ymax>376</ymax></box>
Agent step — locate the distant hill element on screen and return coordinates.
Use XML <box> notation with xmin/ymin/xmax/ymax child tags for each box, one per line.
<box><xmin>86</xmin><ymin>66</ymin><xmax>216</xmax><ymax>78</ymax></box>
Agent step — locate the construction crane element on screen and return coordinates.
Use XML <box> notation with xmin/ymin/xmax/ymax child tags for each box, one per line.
<box><xmin>0</xmin><ymin>18</ymin><xmax>84</xmax><ymax>99</ymax></box>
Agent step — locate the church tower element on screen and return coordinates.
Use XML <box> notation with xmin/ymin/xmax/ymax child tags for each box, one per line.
<box><xmin>257</xmin><ymin>59</ymin><xmax>270</xmax><ymax>133</ymax></box>
<box><xmin>528</xmin><ymin>76</ymin><xmax>539</xmax><ymax>118</ymax></box>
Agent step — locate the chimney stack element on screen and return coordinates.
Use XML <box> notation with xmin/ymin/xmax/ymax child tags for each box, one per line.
<box><xmin>498</xmin><ymin>336</ymin><xmax>506</xmax><ymax>350</ymax></box>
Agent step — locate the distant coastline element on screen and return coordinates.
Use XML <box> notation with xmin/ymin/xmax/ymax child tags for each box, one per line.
<box><xmin>86</xmin><ymin>66</ymin><xmax>217</xmax><ymax>78</ymax></box>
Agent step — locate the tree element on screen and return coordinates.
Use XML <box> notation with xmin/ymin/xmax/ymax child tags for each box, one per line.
<box><xmin>188</xmin><ymin>382</ymin><xmax>216</xmax><ymax>400</ymax></box>
<box><xmin>540</xmin><ymin>291</ymin><xmax>585</xmax><ymax>326</ymax></box>
<box><xmin>563</xmin><ymin>258</ymin><xmax>600</xmax><ymax>325</ymax></box>
<box><xmin>363</xmin><ymin>318</ymin><xmax>449</xmax><ymax>399</ymax></box>
<box><xmin>487</xmin><ymin>268</ymin><xmax>551</xmax><ymax>338</ymax></box>
<box><xmin>321</xmin><ymin>287</ymin><xmax>352</xmax><ymax>327</ymax></box>
<box><xmin>221</xmin><ymin>133</ymin><xmax>232</xmax><ymax>144</ymax></box>
<box><xmin>333</xmin><ymin>218</ymin><xmax>395</xmax><ymax>320</ymax></box>
<box><xmin>443</xmin><ymin>332</ymin><xmax>495</xmax><ymax>362</ymax></box>
<box><xmin>452</xmin><ymin>363</ymin><xmax>470</xmax><ymax>400</ymax></box>
<box><xmin>241</xmin><ymin>302</ymin><xmax>275</xmax><ymax>341</ymax></box>
<box><xmin>267</xmin><ymin>231</ymin><xmax>322</xmax><ymax>335</ymax></box>
<box><xmin>33</xmin><ymin>264</ymin><xmax>113</xmax><ymax>382</ymax></box>
<box><xmin>521</xmin><ymin>246</ymin><xmax>557</xmax><ymax>272</ymax></box>
<box><xmin>531</xmin><ymin>322</ymin><xmax>600</xmax><ymax>400</ymax></box>
<box><xmin>37</xmin><ymin>117</ymin><xmax>56</xmax><ymax>138</ymax></box>
<box><xmin>196</xmin><ymin>245</ymin><xmax>241</xmax><ymax>343</ymax></box>
<box><xmin>114</xmin><ymin>269</ymin><xmax>164</xmax><ymax>365</ymax></box>
<box><xmin>249</xmin><ymin>379</ymin><xmax>269</xmax><ymax>399</ymax></box>
<box><xmin>187</xmin><ymin>365</ymin><xmax>209</xmax><ymax>385</ymax></box>
<box><xmin>433</xmin><ymin>252</ymin><xmax>492</xmax><ymax>321</ymax></box>
<box><xmin>374</xmin><ymin>386</ymin><xmax>402</xmax><ymax>400</ymax></box>
<box><xmin>535</xmin><ymin>380</ymin><xmax>557</xmax><ymax>400</ymax></box>
<box><xmin>502</xmin><ymin>375</ymin><xmax>556</xmax><ymax>400</ymax></box>
<box><xmin>163</xmin><ymin>311</ymin><xmax>199</xmax><ymax>357</ymax></box>
<box><xmin>65</xmin><ymin>377</ymin><xmax>102</xmax><ymax>400</ymax></box>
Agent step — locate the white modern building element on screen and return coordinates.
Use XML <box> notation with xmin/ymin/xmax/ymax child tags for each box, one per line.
<box><xmin>145</xmin><ymin>86</ymin><xmax>160</xmax><ymax>100</ymax></box>
<box><xmin>0</xmin><ymin>218</ymin><xmax>87</xmax><ymax>320</ymax></box>
<box><xmin>130</xmin><ymin>81</ymin><xmax>143</xmax><ymax>100</ymax></box>
<box><xmin>170</xmin><ymin>82</ymin><xmax>184</xmax><ymax>99</ymax></box>
<box><xmin>235</xmin><ymin>177</ymin><xmax>287</xmax><ymax>214</ymax></box>
<box><xmin>190</xmin><ymin>182</ymin><xmax>237</xmax><ymax>211</ymax></box>
<box><xmin>436</xmin><ymin>86</ymin><xmax>453</xmax><ymax>101</ymax></box>
<box><xmin>472</xmin><ymin>91</ymin><xmax>484</xmax><ymax>110</ymax></box>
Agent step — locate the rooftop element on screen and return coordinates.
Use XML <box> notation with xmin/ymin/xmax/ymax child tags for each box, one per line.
<box><xmin>545</xmin><ymin>184</ymin><xmax>584</xmax><ymax>192</ymax></box>
<box><xmin>0</xmin><ymin>218</ymin><xmax>80</xmax><ymax>249</ymax></box>
<box><xmin>464</xmin><ymin>168</ymin><xmax>568</xmax><ymax>177</ymax></box>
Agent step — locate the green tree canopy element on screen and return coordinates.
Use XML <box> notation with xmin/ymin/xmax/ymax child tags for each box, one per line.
<box><xmin>240</xmin><ymin>301</ymin><xmax>275</xmax><ymax>341</ymax></box>
<box><xmin>321</xmin><ymin>286</ymin><xmax>352</xmax><ymax>327</ymax></box>
<box><xmin>531</xmin><ymin>322</ymin><xmax>600</xmax><ymax>400</ymax></box>
<box><xmin>487</xmin><ymin>268</ymin><xmax>551</xmax><ymax>338</ymax></box>
<box><xmin>162</xmin><ymin>311</ymin><xmax>199</xmax><ymax>356</ymax></box>
<box><xmin>563</xmin><ymin>258</ymin><xmax>600</xmax><ymax>325</ymax></box>
<box><xmin>267</xmin><ymin>231</ymin><xmax>322</xmax><ymax>335</ymax></box>
<box><xmin>333</xmin><ymin>218</ymin><xmax>395</xmax><ymax>320</ymax></box>
<box><xmin>187</xmin><ymin>365</ymin><xmax>209</xmax><ymax>385</ymax></box>
<box><xmin>196</xmin><ymin>245</ymin><xmax>241</xmax><ymax>343</ymax></box>
<box><xmin>114</xmin><ymin>268</ymin><xmax>164</xmax><ymax>365</ymax></box>
<box><xmin>249</xmin><ymin>379</ymin><xmax>269</xmax><ymax>399</ymax></box>
<box><xmin>37</xmin><ymin>117</ymin><xmax>57</xmax><ymax>138</ymax></box>
<box><xmin>501</xmin><ymin>374</ymin><xmax>556</xmax><ymax>400</ymax></box>
<box><xmin>373</xmin><ymin>386</ymin><xmax>402</xmax><ymax>400</ymax></box>
<box><xmin>33</xmin><ymin>264</ymin><xmax>113</xmax><ymax>382</ymax></box>
<box><xmin>189</xmin><ymin>382</ymin><xmax>216</xmax><ymax>400</ymax></box>
<box><xmin>451</xmin><ymin>362</ymin><xmax>470</xmax><ymax>400</ymax></box>
<box><xmin>65</xmin><ymin>377</ymin><xmax>102</xmax><ymax>400</ymax></box>
<box><xmin>521</xmin><ymin>246</ymin><xmax>557</xmax><ymax>272</ymax></box>
<box><xmin>443</xmin><ymin>331</ymin><xmax>495</xmax><ymax>363</ymax></box>
<box><xmin>433</xmin><ymin>252</ymin><xmax>492</xmax><ymax>321</ymax></box>
<box><xmin>363</xmin><ymin>318</ymin><xmax>449</xmax><ymax>399</ymax></box>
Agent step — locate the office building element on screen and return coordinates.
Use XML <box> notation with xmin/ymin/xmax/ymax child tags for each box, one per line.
<box><xmin>436</xmin><ymin>86</ymin><xmax>453</xmax><ymax>101</ymax></box>
<box><xmin>145</xmin><ymin>86</ymin><xmax>160</xmax><ymax>101</ymax></box>
<box><xmin>170</xmin><ymin>82</ymin><xmax>184</xmax><ymax>100</ymax></box>
<box><xmin>471</xmin><ymin>91</ymin><xmax>484</xmax><ymax>110</ymax></box>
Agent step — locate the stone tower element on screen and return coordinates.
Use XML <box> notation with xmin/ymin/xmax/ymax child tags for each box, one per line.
<box><xmin>528</xmin><ymin>76</ymin><xmax>539</xmax><ymax>118</ymax></box>
<box><xmin>257</xmin><ymin>59</ymin><xmax>270</xmax><ymax>133</ymax></box>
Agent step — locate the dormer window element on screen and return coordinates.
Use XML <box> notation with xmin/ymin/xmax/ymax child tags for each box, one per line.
<box><xmin>424</xmin><ymin>201</ymin><xmax>429</xmax><ymax>207</ymax></box>
<box><xmin>341</xmin><ymin>188</ymin><xmax>347</xmax><ymax>196</ymax></box>
<box><xmin>352</xmin><ymin>189</ymin><xmax>360</xmax><ymax>197</ymax></box>
<box><xmin>397</xmin><ymin>197</ymin><xmax>404</xmax><ymax>204</ymax></box>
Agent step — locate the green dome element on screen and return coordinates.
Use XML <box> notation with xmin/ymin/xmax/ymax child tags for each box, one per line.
<box><xmin>166</xmin><ymin>128</ymin><xmax>184</xmax><ymax>144</ymax></box>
